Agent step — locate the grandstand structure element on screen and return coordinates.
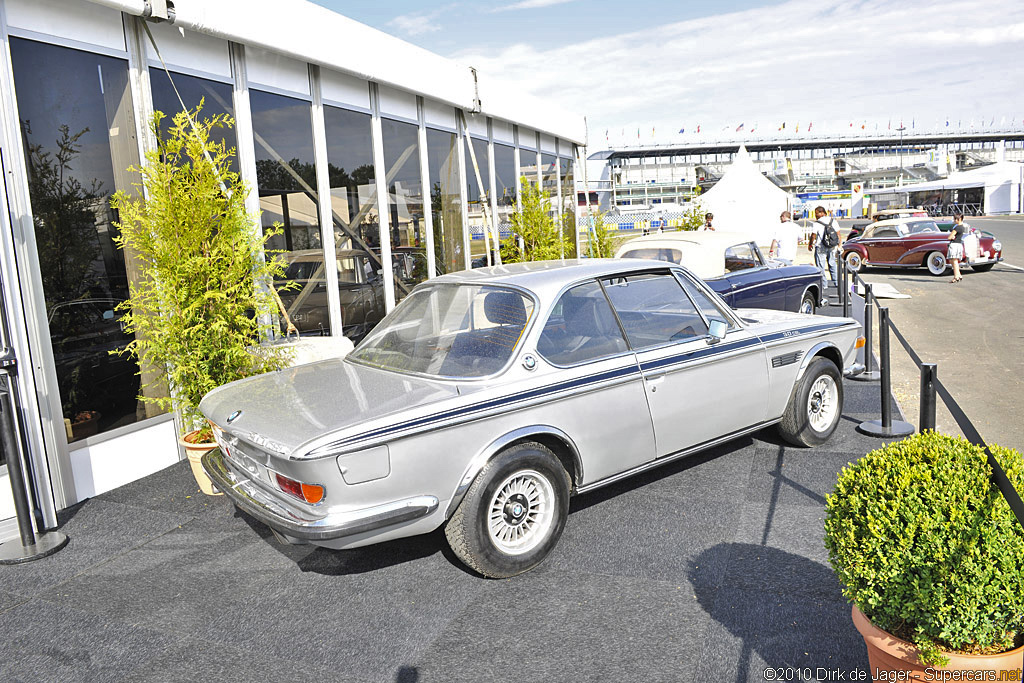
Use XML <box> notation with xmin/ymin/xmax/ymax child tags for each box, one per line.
<box><xmin>586</xmin><ymin>130</ymin><xmax>1024</xmax><ymax>218</ymax></box>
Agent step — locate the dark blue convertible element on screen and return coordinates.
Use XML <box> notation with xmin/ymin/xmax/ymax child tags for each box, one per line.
<box><xmin>615</xmin><ymin>231</ymin><xmax>826</xmax><ymax>314</ymax></box>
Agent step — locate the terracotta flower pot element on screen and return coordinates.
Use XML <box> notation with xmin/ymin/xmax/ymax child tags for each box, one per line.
<box><xmin>180</xmin><ymin>430</ymin><xmax>222</xmax><ymax>496</ymax></box>
<box><xmin>851</xmin><ymin>605</ymin><xmax>1024</xmax><ymax>681</ymax></box>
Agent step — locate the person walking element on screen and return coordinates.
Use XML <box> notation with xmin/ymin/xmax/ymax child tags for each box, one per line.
<box><xmin>701</xmin><ymin>212</ymin><xmax>715</xmax><ymax>231</ymax></box>
<box><xmin>809</xmin><ymin>206</ymin><xmax>841</xmax><ymax>283</ymax></box>
<box><xmin>770</xmin><ymin>210</ymin><xmax>800</xmax><ymax>263</ymax></box>
<box><xmin>947</xmin><ymin>212</ymin><xmax>968</xmax><ymax>283</ymax></box>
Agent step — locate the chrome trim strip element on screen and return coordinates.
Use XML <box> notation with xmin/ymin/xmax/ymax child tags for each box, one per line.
<box><xmin>574</xmin><ymin>419</ymin><xmax>781</xmax><ymax>495</ymax></box>
<box><xmin>444</xmin><ymin>425</ymin><xmax>584</xmax><ymax>519</ymax></box>
<box><xmin>727</xmin><ymin>272</ymin><xmax>820</xmax><ymax>296</ymax></box>
<box><xmin>202</xmin><ymin>448</ymin><xmax>437</xmax><ymax>541</ymax></box>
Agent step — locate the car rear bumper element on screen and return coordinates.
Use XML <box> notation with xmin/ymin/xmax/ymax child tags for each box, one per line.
<box><xmin>202</xmin><ymin>448</ymin><xmax>438</xmax><ymax>543</ymax></box>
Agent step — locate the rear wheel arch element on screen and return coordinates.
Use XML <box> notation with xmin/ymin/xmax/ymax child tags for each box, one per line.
<box><xmin>445</xmin><ymin>426</ymin><xmax>581</xmax><ymax>520</ymax></box>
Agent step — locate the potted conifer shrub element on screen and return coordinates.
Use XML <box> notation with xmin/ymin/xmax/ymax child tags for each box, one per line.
<box><xmin>824</xmin><ymin>431</ymin><xmax>1024</xmax><ymax>677</ymax></box>
<box><xmin>111</xmin><ymin>107</ymin><xmax>290</xmax><ymax>495</ymax></box>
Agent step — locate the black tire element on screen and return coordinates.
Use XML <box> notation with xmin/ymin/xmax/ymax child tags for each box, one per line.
<box><xmin>844</xmin><ymin>251</ymin><xmax>863</xmax><ymax>273</ymax></box>
<box><xmin>971</xmin><ymin>263</ymin><xmax>994</xmax><ymax>273</ymax></box>
<box><xmin>778</xmin><ymin>357</ymin><xmax>844</xmax><ymax>447</ymax></box>
<box><xmin>926</xmin><ymin>251</ymin><xmax>948</xmax><ymax>276</ymax></box>
<box><xmin>445</xmin><ymin>441</ymin><xmax>570</xmax><ymax>578</ymax></box>
<box><xmin>799</xmin><ymin>289</ymin><xmax>816</xmax><ymax>315</ymax></box>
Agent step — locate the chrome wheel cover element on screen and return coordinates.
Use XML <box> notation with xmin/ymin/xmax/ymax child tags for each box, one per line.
<box><xmin>807</xmin><ymin>375</ymin><xmax>839</xmax><ymax>432</ymax></box>
<box><xmin>488</xmin><ymin>470</ymin><xmax>555</xmax><ymax>555</ymax></box>
<box><xmin>846</xmin><ymin>253</ymin><xmax>862</xmax><ymax>272</ymax></box>
<box><xmin>799</xmin><ymin>294</ymin><xmax>815</xmax><ymax>315</ymax></box>
<box><xmin>927</xmin><ymin>253</ymin><xmax>946</xmax><ymax>275</ymax></box>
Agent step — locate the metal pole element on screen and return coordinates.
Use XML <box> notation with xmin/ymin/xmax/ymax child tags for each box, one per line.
<box><xmin>879</xmin><ymin>307</ymin><xmax>893</xmax><ymax>429</ymax></box>
<box><xmin>0</xmin><ymin>370</ymin><xmax>69</xmax><ymax>563</ymax></box>
<box><xmin>919</xmin><ymin>363</ymin><xmax>937</xmax><ymax>432</ymax></box>
<box><xmin>857</xmin><ymin>307</ymin><xmax>914</xmax><ymax>437</ymax></box>
<box><xmin>841</xmin><ymin>259</ymin><xmax>849</xmax><ymax>317</ymax></box>
<box><xmin>851</xmin><ymin>282</ymin><xmax>880</xmax><ymax>381</ymax></box>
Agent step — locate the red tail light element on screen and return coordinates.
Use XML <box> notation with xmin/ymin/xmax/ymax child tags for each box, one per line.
<box><xmin>274</xmin><ymin>473</ymin><xmax>325</xmax><ymax>504</ymax></box>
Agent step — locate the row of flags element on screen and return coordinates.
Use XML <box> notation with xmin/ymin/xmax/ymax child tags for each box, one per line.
<box><xmin>605</xmin><ymin>116</ymin><xmax>1024</xmax><ymax>141</ymax></box>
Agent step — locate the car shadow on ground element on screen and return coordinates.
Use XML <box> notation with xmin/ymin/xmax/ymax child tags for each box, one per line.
<box><xmin>567</xmin><ymin>436</ymin><xmax>756</xmax><ymax>515</ymax></box>
<box><xmin>242</xmin><ymin>436</ymin><xmax>760</xmax><ymax>578</ymax></box>
<box><xmin>689</xmin><ymin>543</ymin><xmax>867</xmax><ymax>680</ymax></box>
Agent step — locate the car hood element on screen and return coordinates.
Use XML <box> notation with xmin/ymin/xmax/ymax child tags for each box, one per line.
<box><xmin>199</xmin><ymin>359</ymin><xmax>460</xmax><ymax>459</ymax></box>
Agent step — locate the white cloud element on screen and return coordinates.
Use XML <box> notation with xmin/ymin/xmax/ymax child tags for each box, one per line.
<box><xmin>492</xmin><ymin>0</ymin><xmax>576</xmax><ymax>12</ymax></box>
<box><xmin>456</xmin><ymin>0</ymin><xmax>1024</xmax><ymax>146</ymax></box>
<box><xmin>389</xmin><ymin>13</ymin><xmax>442</xmax><ymax>36</ymax></box>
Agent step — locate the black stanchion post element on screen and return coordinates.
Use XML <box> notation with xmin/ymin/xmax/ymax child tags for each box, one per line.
<box><xmin>858</xmin><ymin>307</ymin><xmax>915</xmax><ymax>438</ymax></box>
<box><xmin>851</xmin><ymin>281</ymin><xmax>880</xmax><ymax>382</ymax></box>
<box><xmin>0</xmin><ymin>370</ymin><xmax>68</xmax><ymax>564</ymax></box>
<box><xmin>841</xmin><ymin>260</ymin><xmax>849</xmax><ymax>318</ymax></box>
<box><xmin>919</xmin><ymin>363</ymin><xmax>937</xmax><ymax>432</ymax></box>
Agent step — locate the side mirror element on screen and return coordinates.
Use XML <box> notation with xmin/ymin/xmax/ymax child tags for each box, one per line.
<box><xmin>707</xmin><ymin>319</ymin><xmax>727</xmax><ymax>345</ymax></box>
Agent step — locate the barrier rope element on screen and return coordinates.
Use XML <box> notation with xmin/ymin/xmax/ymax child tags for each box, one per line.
<box><xmin>845</xmin><ymin>264</ymin><xmax>1023</xmax><ymax>530</ymax></box>
<box><xmin>933</xmin><ymin>376</ymin><xmax>1024</xmax><ymax>529</ymax></box>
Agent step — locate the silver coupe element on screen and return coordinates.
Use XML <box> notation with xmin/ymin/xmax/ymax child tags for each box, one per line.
<box><xmin>201</xmin><ymin>259</ymin><xmax>863</xmax><ymax>577</ymax></box>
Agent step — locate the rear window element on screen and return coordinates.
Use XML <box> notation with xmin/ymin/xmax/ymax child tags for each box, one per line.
<box><xmin>620</xmin><ymin>247</ymin><xmax>682</xmax><ymax>264</ymax></box>
<box><xmin>350</xmin><ymin>284</ymin><xmax>534</xmax><ymax>378</ymax></box>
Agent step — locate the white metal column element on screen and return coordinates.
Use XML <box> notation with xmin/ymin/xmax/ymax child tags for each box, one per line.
<box><xmin>308</xmin><ymin>64</ymin><xmax>343</xmax><ymax>336</ymax></box>
<box><xmin>416</xmin><ymin>97</ymin><xmax>436</xmax><ymax>280</ymax></box>
<box><xmin>456</xmin><ymin>115</ymin><xmax>470</xmax><ymax>271</ymax></box>
<box><xmin>369</xmin><ymin>83</ymin><xmax>396</xmax><ymax>311</ymax></box>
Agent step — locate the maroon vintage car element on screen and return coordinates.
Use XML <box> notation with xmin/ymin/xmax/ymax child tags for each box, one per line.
<box><xmin>841</xmin><ymin>218</ymin><xmax>1002</xmax><ymax>276</ymax></box>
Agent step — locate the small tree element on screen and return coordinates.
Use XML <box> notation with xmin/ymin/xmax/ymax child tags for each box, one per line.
<box><xmin>110</xmin><ymin>107</ymin><xmax>290</xmax><ymax>439</ymax></box>
<box><xmin>500</xmin><ymin>177</ymin><xmax>570</xmax><ymax>263</ymax></box>
<box><xmin>584</xmin><ymin>210</ymin><xmax>622</xmax><ymax>258</ymax></box>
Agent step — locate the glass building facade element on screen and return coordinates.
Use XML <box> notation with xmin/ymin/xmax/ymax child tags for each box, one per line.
<box><xmin>0</xmin><ymin>0</ymin><xmax>582</xmax><ymax>527</ymax></box>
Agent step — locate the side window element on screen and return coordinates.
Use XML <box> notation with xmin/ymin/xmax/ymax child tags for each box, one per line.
<box><xmin>537</xmin><ymin>281</ymin><xmax>628</xmax><ymax>366</ymax></box>
<box><xmin>601</xmin><ymin>272</ymin><xmax>709</xmax><ymax>350</ymax></box>
<box><xmin>874</xmin><ymin>228</ymin><xmax>899</xmax><ymax>238</ymax></box>
<box><xmin>674</xmin><ymin>271</ymin><xmax>736</xmax><ymax>330</ymax></box>
<box><xmin>724</xmin><ymin>243</ymin><xmax>759</xmax><ymax>272</ymax></box>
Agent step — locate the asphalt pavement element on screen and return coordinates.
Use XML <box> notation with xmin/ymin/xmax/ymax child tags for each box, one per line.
<box><xmin>0</xmin><ymin>308</ymin><xmax>903</xmax><ymax>682</ymax></box>
<box><xmin>837</xmin><ymin>216</ymin><xmax>1024</xmax><ymax>450</ymax></box>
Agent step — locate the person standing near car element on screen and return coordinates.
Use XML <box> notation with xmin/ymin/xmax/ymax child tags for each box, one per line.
<box><xmin>947</xmin><ymin>212</ymin><xmax>968</xmax><ymax>283</ymax></box>
<box><xmin>770</xmin><ymin>211</ymin><xmax>800</xmax><ymax>263</ymax></box>
<box><xmin>809</xmin><ymin>206</ymin><xmax>841</xmax><ymax>283</ymax></box>
<box><xmin>701</xmin><ymin>212</ymin><xmax>716</xmax><ymax>231</ymax></box>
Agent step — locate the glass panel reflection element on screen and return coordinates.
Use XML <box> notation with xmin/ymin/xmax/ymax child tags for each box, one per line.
<box><xmin>150</xmin><ymin>69</ymin><xmax>236</xmax><ymax>173</ymax></box>
<box><xmin>323</xmin><ymin>106</ymin><xmax>385</xmax><ymax>341</ymax></box>
<box><xmin>427</xmin><ymin>128</ymin><xmax>465</xmax><ymax>274</ymax></box>
<box><xmin>520</xmin><ymin>147</ymin><xmax>538</xmax><ymax>188</ymax></box>
<box><xmin>493</xmin><ymin>143</ymin><xmax>515</xmax><ymax>245</ymax></box>
<box><xmin>464</xmin><ymin>136</ymin><xmax>492</xmax><ymax>265</ymax></box>
<box><xmin>541</xmin><ymin>152</ymin><xmax>558</xmax><ymax>204</ymax></box>
<box><xmin>10</xmin><ymin>38</ymin><xmax>165</xmax><ymax>441</ymax></box>
<box><xmin>250</xmin><ymin>90</ymin><xmax>329</xmax><ymax>336</ymax></box>
<box><xmin>381</xmin><ymin>118</ymin><xmax>427</xmax><ymax>299</ymax></box>
<box><xmin>560</xmin><ymin>155</ymin><xmax>576</xmax><ymax>257</ymax></box>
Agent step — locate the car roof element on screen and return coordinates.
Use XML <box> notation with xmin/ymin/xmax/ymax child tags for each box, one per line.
<box><xmin>613</xmin><ymin>230</ymin><xmax>761</xmax><ymax>278</ymax></box>
<box><xmin>875</xmin><ymin>209</ymin><xmax>927</xmax><ymax>216</ymax></box>
<box><xmin>868</xmin><ymin>217</ymin><xmax>940</xmax><ymax>229</ymax></box>
<box><xmin>432</xmin><ymin>258</ymin><xmax>677</xmax><ymax>300</ymax></box>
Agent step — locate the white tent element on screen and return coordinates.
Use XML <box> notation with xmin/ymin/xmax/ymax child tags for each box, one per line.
<box><xmin>697</xmin><ymin>145</ymin><xmax>791</xmax><ymax>240</ymax></box>
<box><xmin>868</xmin><ymin>161</ymin><xmax>1024</xmax><ymax>215</ymax></box>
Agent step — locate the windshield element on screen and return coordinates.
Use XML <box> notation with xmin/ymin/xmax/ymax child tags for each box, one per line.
<box><xmin>350</xmin><ymin>283</ymin><xmax>535</xmax><ymax>378</ymax></box>
<box><xmin>905</xmin><ymin>220</ymin><xmax>942</xmax><ymax>234</ymax></box>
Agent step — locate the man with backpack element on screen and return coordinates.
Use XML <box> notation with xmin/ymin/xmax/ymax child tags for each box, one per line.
<box><xmin>809</xmin><ymin>205</ymin><xmax>841</xmax><ymax>283</ymax></box>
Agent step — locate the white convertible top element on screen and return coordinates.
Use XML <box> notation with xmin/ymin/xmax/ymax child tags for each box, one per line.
<box><xmin>614</xmin><ymin>230</ymin><xmax>762</xmax><ymax>278</ymax></box>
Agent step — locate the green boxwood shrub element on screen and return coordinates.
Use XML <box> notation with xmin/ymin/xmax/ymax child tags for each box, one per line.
<box><xmin>824</xmin><ymin>431</ymin><xmax>1024</xmax><ymax>665</ymax></box>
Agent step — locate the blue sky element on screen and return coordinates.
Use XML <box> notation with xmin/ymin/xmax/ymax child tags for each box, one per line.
<box><xmin>312</xmin><ymin>0</ymin><xmax>1024</xmax><ymax>148</ymax></box>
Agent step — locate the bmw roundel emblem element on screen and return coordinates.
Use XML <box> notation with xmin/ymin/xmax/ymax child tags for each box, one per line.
<box><xmin>226</xmin><ymin>410</ymin><xmax>242</xmax><ymax>424</ymax></box>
